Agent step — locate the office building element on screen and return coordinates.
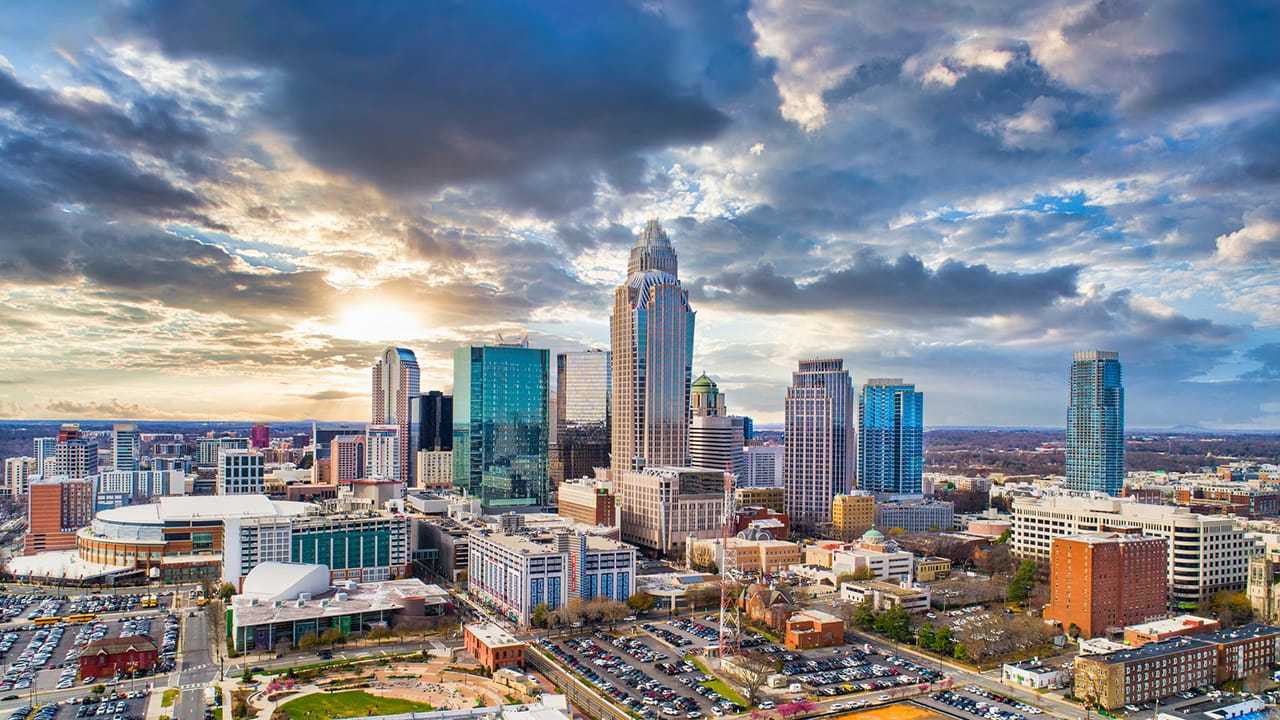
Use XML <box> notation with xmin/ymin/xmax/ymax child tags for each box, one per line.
<box><xmin>250</xmin><ymin>423</ymin><xmax>270</xmax><ymax>449</ymax></box>
<box><xmin>25</xmin><ymin>476</ymin><xmax>95</xmax><ymax>554</ymax></box>
<box><xmin>783</xmin><ymin>609</ymin><xmax>845</xmax><ymax>650</ymax></box>
<box><xmin>736</xmin><ymin>486</ymin><xmax>784</xmax><ymax>512</ymax></box>
<box><xmin>94</xmin><ymin>469</ymin><xmax>185</xmax><ymax>510</ymax></box>
<box><xmin>687</xmin><ymin>374</ymin><xmax>745</xmax><ymax>476</ymax></box>
<box><xmin>416</xmin><ymin>449</ymin><xmax>452</xmax><ymax>491</ymax></box>
<box><xmin>330</xmin><ymin>434</ymin><xmax>365</xmax><ymax>484</ymax></box>
<box><xmin>1045</xmin><ymin>532</ymin><xmax>1168</xmax><ymax>639</ymax></box>
<box><xmin>829</xmin><ymin>528</ymin><xmax>915</xmax><ymax>583</ymax></box>
<box><xmin>1011</xmin><ymin>494</ymin><xmax>1261</xmax><ymax>608</ymax></box>
<box><xmin>452</xmin><ymin>339</ymin><xmax>550</xmax><ymax>509</ymax></box>
<box><xmin>55</xmin><ymin>425</ymin><xmax>99</xmax><ymax>479</ymax></box>
<box><xmin>840</xmin><ymin>580</ymin><xmax>932</xmax><ymax>614</ymax></box>
<box><xmin>832</xmin><ymin>492</ymin><xmax>875</xmax><ymax>539</ymax></box>
<box><xmin>468</xmin><ymin>528</ymin><xmax>635</xmax><ymax>626</ymax></box>
<box><xmin>371</xmin><ymin>346</ymin><xmax>421</xmax><ymax>487</ymax></box>
<box><xmin>218</xmin><ymin>449</ymin><xmax>264</xmax><ymax>495</ymax></box>
<box><xmin>1123</xmin><ymin>616</ymin><xmax>1219</xmax><ymax>646</ymax></box>
<box><xmin>410</xmin><ymin>391</ymin><xmax>452</xmax><ymax>454</ymax></box>
<box><xmin>556</xmin><ymin>477</ymin><xmax>616</xmax><ymax>527</ymax></box>
<box><xmin>33</xmin><ymin>437</ymin><xmax>56</xmax><ymax>476</ymax></box>
<box><xmin>611</xmin><ymin>219</ymin><xmax>695</xmax><ymax>475</ymax></box>
<box><xmin>857</xmin><ymin>379</ymin><xmax>923</xmax><ymax>497</ymax></box>
<box><xmin>112</xmin><ymin>424</ymin><xmax>140</xmax><ymax>472</ymax></box>
<box><xmin>365</xmin><ymin>425</ymin><xmax>401</xmax><ymax>484</ymax></box>
<box><xmin>685</xmin><ymin>536</ymin><xmax>800</xmax><ymax>575</ymax></box>
<box><xmin>783</xmin><ymin>359</ymin><xmax>854</xmax><ymax>530</ymax></box>
<box><xmin>1066</xmin><ymin>350</ymin><xmax>1125</xmax><ymax>496</ymax></box>
<box><xmin>874</xmin><ymin>500</ymin><xmax>954</xmax><ymax>533</ymax></box>
<box><xmin>617</xmin><ymin>466</ymin><xmax>724</xmax><ymax>555</ymax></box>
<box><xmin>197</xmin><ymin>436</ymin><xmax>249</xmax><ymax>466</ymax></box>
<box><xmin>742</xmin><ymin>445</ymin><xmax>783</xmax><ymax>488</ymax></box>
<box><xmin>3</xmin><ymin>456</ymin><xmax>36</xmax><ymax>497</ymax></box>
<box><xmin>552</xmin><ymin>350</ymin><xmax>610</xmax><ymax>485</ymax></box>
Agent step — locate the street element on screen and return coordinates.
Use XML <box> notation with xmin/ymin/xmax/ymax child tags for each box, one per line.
<box><xmin>173</xmin><ymin>612</ymin><xmax>215</xmax><ymax>720</ymax></box>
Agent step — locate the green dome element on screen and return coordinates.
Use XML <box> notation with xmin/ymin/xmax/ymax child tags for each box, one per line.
<box><xmin>861</xmin><ymin>527</ymin><xmax>885</xmax><ymax>541</ymax></box>
<box><xmin>691</xmin><ymin>373</ymin><xmax>718</xmax><ymax>393</ymax></box>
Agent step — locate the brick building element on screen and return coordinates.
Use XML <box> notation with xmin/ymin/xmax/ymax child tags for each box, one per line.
<box><xmin>1073</xmin><ymin>637</ymin><xmax>1217</xmax><ymax>710</ymax></box>
<box><xmin>464</xmin><ymin>622</ymin><xmax>525</xmax><ymax>672</ymax></box>
<box><xmin>1201</xmin><ymin>623</ymin><xmax>1280</xmax><ymax>683</ymax></box>
<box><xmin>1123</xmin><ymin>615</ymin><xmax>1219</xmax><ymax>646</ymax></box>
<box><xmin>78</xmin><ymin>636</ymin><xmax>158</xmax><ymax>680</ymax></box>
<box><xmin>783</xmin><ymin>609</ymin><xmax>844</xmax><ymax>650</ymax></box>
<box><xmin>732</xmin><ymin>506</ymin><xmax>790</xmax><ymax>539</ymax></box>
<box><xmin>1045</xmin><ymin>532</ymin><xmax>1167</xmax><ymax>639</ymax></box>
<box><xmin>25</xmin><ymin>476</ymin><xmax>94</xmax><ymax>554</ymax></box>
<box><xmin>556</xmin><ymin>477</ymin><xmax>616</xmax><ymax>527</ymax></box>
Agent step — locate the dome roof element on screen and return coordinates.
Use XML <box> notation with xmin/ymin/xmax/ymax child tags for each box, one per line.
<box><xmin>861</xmin><ymin>527</ymin><xmax>885</xmax><ymax>541</ymax></box>
<box><xmin>692</xmin><ymin>373</ymin><xmax>718</xmax><ymax>393</ymax></box>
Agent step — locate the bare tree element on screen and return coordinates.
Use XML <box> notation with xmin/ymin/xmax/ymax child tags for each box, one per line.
<box><xmin>731</xmin><ymin>651</ymin><xmax>781</xmax><ymax>705</ymax></box>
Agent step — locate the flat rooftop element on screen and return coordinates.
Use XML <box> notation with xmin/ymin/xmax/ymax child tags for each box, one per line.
<box><xmin>466</xmin><ymin>622</ymin><xmax>522</xmax><ymax>648</ymax></box>
<box><xmin>1125</xmin><ymin>615</ymin><xmax>1216</xmax><ymax>635</ymax></box>
<box><xmin>231</xmin><ymin>578</ymin><xmax>449</xmax><ymax>627</ymax></box>
<box><xmin>1082</xmin><ymin>636</ymin><xmax>1214</xmax><ymax>665</ymax></box>
<box><xmin>97</xmin><ymin>495</ymin><xmax>312</xmax><ymax>525</ymax></box>
<box><xmin>1200</xmin><ymin>622</ymin><xmax>1280</xmax><ymax>644</ymax></box>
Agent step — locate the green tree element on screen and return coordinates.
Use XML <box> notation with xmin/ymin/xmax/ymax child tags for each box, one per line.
<box><xmin>241</xmin><ymin>667</ymin><xmax>253</xmax><ymax>683</ymax></box>
<box><xmin>626</xmin><ymin>591</ymin><xmax>655</xmax><ymax>613</ymax></box>
<box><xmin>851</xmin><ymin>600</ymin><xmax>875</xmax><ymax>630</ymax></box>
<box><xmin>932</xmin><ymin>626</ymin><xmax>955</xmax><ymax>655</ymax></box>
<box><xmin>916</xmin><ymin>623</ymin><xmax>936</xmax><ymax>649</ymax></box>
<box><xmin>873</xmin><ymin>605</ymin><xmax>912</xmax><ymax>642</ymax></box>
<box><xmin>1007</xmin><ymin>559</ymin><xmax>1038</xmax><ymax>604</ymax></box>
<box><xmin>953</xmin><ymin>643</ymin><xmax>968</xmax><ymax>661</ymax></box>
<box><xmin>1067</xmin><ymin>622</ymin><xmax>1082</xmax><ymax>640</ymax></box>
<box><xmin>995</xmin><ymin>529</ymin><xmax>1013</xmax><ymax>544</ymax></box>
<box><xmin>531</xmin><ymin>602</ymin><xmax>551</xmax><ymax>628</ymax></box>
<box><xmin>851</xmin><ymin>567</ymin><xmax>876</xmax><ymax>581</ymax></box>
<box><xmin>217</xmin><ymin>582</ymin><xmax>236</xmax><ymax>601</ymax></box>
<box><xmin>367</xmin><ymin>627</ymin><xmax>393</xmax><ymax>643</ymax></box>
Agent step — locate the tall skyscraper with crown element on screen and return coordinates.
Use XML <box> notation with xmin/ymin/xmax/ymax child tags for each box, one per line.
<box><xmin>610</xmin><ymin>220</ymin><xmax>696</xmax><ymax>474</ymax></box>
<box><xmin>371</xmin><ymin>346</ymin><xmax>420</xmax><ymax>487</ymax></box>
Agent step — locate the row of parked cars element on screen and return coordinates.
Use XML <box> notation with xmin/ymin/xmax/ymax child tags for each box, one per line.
<box><xmin>539</xmin><ymin>636</ymin><xmax>707</xmax><ymax>719</ymax></box>
<box><xmin>1</xmin><ymin>625</ymin><xmax>66</xmax><ymax>691</ymax></box>
<box><xmin>25</xmin><ymin>599</ymin><xmax>63</xmax><ymax>621</ymax></box>
<box><xmin>932</xmin><ymin>689</ymin><xmax>1032</xmax><ymax>720</ymax></box>
<box><xmin>9</xmin><ymin>703</ymin><xmax>53</xmax><ymax>720</ymax></box>
<box><xmin>67</xmin><ymin>595</ymin><xmax>145</xmax><ymax>616</ymax></box>
<box><xmin>964</xmin><ymin>684</ymin><xmax>1043</xmax><ymax>715</ymax></box>
<box><xmin>604</xmin><ymin>634</ymin><xmax>667</xmax><ymax>664</ymax></box>
<box><xmin>0</xmin><ymin>595</ymin><xmax>42</xmax><ymax>623</ymax></box>
<box><xmin>641</xmin><ymin>623</ymin><xmax>691</xmax><ymax>648</ymax></box>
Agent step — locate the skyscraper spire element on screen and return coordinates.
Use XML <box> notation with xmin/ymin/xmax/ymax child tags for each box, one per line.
<box><xmin>627</xmin><ymin>218</ymin><xmax>679</xmax><ymax>277</ymax></box>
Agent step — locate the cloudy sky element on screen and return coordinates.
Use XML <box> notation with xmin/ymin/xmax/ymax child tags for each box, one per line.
<box><xmin>0</xmin><ymin>0</ymin><xmax>1277</xmax><ymax>428</ymax></box>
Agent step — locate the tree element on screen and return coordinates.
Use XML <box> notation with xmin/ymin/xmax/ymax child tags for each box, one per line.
<box><xmin>995</xmin><ymin>529</ymin><xmax>1013</xmax><ymax>544</ymax></box>
<box><xmin>598</xmin><ymin>599</ymin><xmax>630</xmax><ymax>626</ymax></box>
<box><xmin>241</xmin><ymin>667</ymin><xmax>254</xmax><ymax>683</ymax></box>
<box><xmin>851</xmin><ymin>600</ymin><xmax>875</xmax><ymax>630</ymax></box>
<box><xmin>952</xmin><ymin>643</ymin><xmax>968</xmax><ymax>661</ymax></box>
<box><xmin>217</xmin><ymin>582</ymin><xmax>236</xmax><ymax>601</ymax></box>
<box><xmin>626</xmin><ymin>590</ymin><xmax>655</xmax><ymax>613</ymax></box>
<box><xmin>851</xmin><ymin>567</ymin><xmax>876</xmax><ymax>581</ymax></box>
<box><xmin>531</xmin><ymin>603</ymin><xmax>551</xmax><ymax>628</ymax></box>
<box><xmin>932</xmin><ymin>626</ymin><xmax>955</xmax><ymax>655</ymax></box>
<box><xmin>1067</xmin><ymin>623</ymin><xmax>1082</xmax><ymax>640</ymax></box>
<box><xmin>1007</xmin><ymin>559</ymin><xmax>1038</xmax><ymax>604</ymax></box>
<box><xmin>367</xmin><ymin>627</ymin><xmax>393</xmax><ymax>643</ymax></box>
<box><xmin>297</xmin><ymin>631</ymin><xmax>320</xmax><ymax>650</ymax></box>
<box><xmin>687</xmin><ymin>584</ymin><xmax>721</xmax><ymax>611</ymax></box>
<box><xmin>734</xmin><ymin>651</ymin><xmax>782</xmax><ymax>705</ymax></box>
<box><xmin>916</xmin><ymin>624</ymin><xmax>936</xmax><ymax>649</ymax></box>
<box><xmin>320</xmin><ymin>627</ymin><xmax>346</xmax><ymax>646</ymax></box>
<box><xmin>873</xmin><ymin>605</ymin><xmax>912</xmax><ymax>642</ymax></box>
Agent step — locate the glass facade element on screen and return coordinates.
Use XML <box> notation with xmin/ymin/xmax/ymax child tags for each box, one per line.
<box><xmin>611</xmin><ymin>220</ymin><xmax>695</xmax><ymax>473</ymax></box>
<box><xmin>410</xmin><ymin>391</ymin><xmax>453</xmax><ymax>452</ymax></box>
<box><xmin>453</xmin><ymin>342</ymin><xmax>550</xmax><ymax>508</ymax></box>
<box><xmin>783</xmin><ymin>359</ymin><xmax>854</xmax><ymax>530</ymax></box>
<box><xmin>554</xmin><ymin>350</ymin><xmax>611</xmax><ymax>484</ymax></box>
<box><xmin>857</xmin><ymin>379</ymin><xmax>924</xmax><ymax>496</ymax></box>
<box><xmin>1066</xmin><ymin>350</ymin><xmax>1125</xmax><ymax>496</ymax></box>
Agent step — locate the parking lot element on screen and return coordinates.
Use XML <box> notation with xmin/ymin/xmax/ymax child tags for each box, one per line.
<box><xmin>924</xmin><ymin>684</ymin><xmax>1046</xmax><ymax>720</ymax></box>
<box><xmin>4</xmin><ymin>690</ymin><xmax>151</xmax><ymax>720</ymax></box>
<box><xmin>538</xmin><ymin>630</ymin><xmax>743</xmax><ymax>719</ymax></box>
<box><xmin>0</xmin><ymin>593</ymin><xmax>180</xmax><ymax>695</ymax></box>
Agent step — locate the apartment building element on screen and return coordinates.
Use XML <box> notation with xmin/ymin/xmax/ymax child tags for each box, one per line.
<box><xmin>1045</xmin><ymin>532</ymin><xmax>1168</xmax><ymax>639</ymax></box>
<box><xmin>1073</xmin><ymin>637</ymin><xmax>1218</xmax><ymax>709</ymax></box>
<box><xmin>617</xmin><ymin>466</ymin><xmax>724</xmax><ymax>555</ymax></box>
<box><xmin>1011</xmin><ymin>494</ymin><xmax>1260</xmax><ymax>608</ymax></box>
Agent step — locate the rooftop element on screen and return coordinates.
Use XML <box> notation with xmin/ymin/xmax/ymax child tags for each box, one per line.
<box><xmin>1125</xmin><ymin>615</ymin><xmax>1217</xmax><ymax>635</ymax></box>
<box><xmin>84</xmin><ymin>636</ymin><xmax>157</xmax><ymax>654</ymax></box>
<box><xmin>97</xmin><ymin>495</ymin><xmax>312</xmax><ymax>525</ymax></box>
<box><xmin>1081</xmin><ymin>636</ymin><xmax>1214</xmax><ymax>665</ymax></box>
<box><xmin>466</xmin><ymin>622</ymin><xmax>522</xmax><ymax>648</ymax></box>
<box><xmin>231</xmin><ymin>578</ymin><xmax>449</xmax><ymax>627</ymax></box>
<box><xmin>1200</xmin><ymin>622</ymin><xmax>1280</xmax><ymax>644</ymax></box>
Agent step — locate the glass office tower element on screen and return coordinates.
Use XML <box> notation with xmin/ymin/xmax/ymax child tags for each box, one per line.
<box><xmin>783</xmin><ymin>358</ymin><xmax>854</xmax><ymax>530</ymax></box>
<box><xmin>553</xmin><ymin>349</ymin><xmax>611</xmax><ymax>485</ymax></box>
<box><xmin>857</xmin><ymin>379</ymin><xmax>924</xmax><ymax>497</ymax></box>
<box><xmin>1066</xmin><ymin>350</ymin><xmax>1125</xmax><ymax>496</ymax></box>
<box><xmin>453</xmin><ymin>339</ymin><xmax>550</xmax><ymax>508</ymax></box>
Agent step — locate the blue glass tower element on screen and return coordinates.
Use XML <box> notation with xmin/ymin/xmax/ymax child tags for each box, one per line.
<box><xmin>857</xmin><ymin>379</ymin><xmax>924</xmax><ymax>497</ymax></box>
<box><xmin>452</xmin><ymin>339</ymin><xmax>550</xmax><ymax>508</ymax></box>
<box><xmin>1066</xmin><ymin>350</ymin><xmax>1124</xmax><ymax>496</ymax></box>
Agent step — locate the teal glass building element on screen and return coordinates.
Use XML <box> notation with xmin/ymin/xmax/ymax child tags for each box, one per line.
<box><xmin>1066</xmin><ymin>350</ymin><xmax>1124</xmax><ymax>496</ymax></box>
<box><xmin>453</xmin><ymin>340</ymin><xmax>550</xmax><ymax>508</ymax></box>
<box><xmin>857</xmin><ymin>379</ymin><xmax>924</xmax><ymax>497</ymax></box>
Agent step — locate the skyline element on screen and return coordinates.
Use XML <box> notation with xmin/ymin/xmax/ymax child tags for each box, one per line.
<box><xmin>0</xmin><ymin>1</ymin><xmax>1278</xmax><ymax>428</ymax></box>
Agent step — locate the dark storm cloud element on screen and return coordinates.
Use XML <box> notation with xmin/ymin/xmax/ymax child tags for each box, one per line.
<box><xmin>129</xmin><ymin>0</ymin><xmax>729</xmax><ymax>196</ymax></box>
<box><xmin>1245</xmin><ymin>344</ymin><xmax>1280</xmax><ymax>380</ymax></box>
<box><xmin>691</xmin><ymin>250</ymin><xmax>1080</xmax><ymax>317</ymax></box>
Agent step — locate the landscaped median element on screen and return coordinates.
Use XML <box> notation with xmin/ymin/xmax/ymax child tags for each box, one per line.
<box><xmin>686</xmin><ymin>655</ymin><xmax>748</xmax><ymax>707</ymax></box>
<box><xmin>161</xmin><ymin>689</ymin><xmax>180</xmax><ymax>707</ymax></box>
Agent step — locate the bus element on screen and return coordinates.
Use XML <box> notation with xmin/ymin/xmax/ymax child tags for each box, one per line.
<box><xmin>67</xmin><ymin>614</ymin><xmax>96</xmax><ymax>624</ymax></box>
<box><xmin>32</xmin><ymin>617</ymin><xmax>61</xmax><ymax>627</ymax></box>
<box><xmin>141</xmin><ymin>595</ymin><xmax>158</xmax><ymax>608</ymax></box>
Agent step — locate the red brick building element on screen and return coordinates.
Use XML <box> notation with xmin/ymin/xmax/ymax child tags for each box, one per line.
<box><xmin>25</xmin><ymin>476</ymin><xmax>94</xmax><ymax>555</ymax></box>
<box><xmin>783</xmin><ymin>609</ymin><xmax>845</xmax><ymax>650</ymax></box>
<box><xmin>464</xmin><ymin>622</ymin><xmax>525</xmax><ymax>672</ymax></box>
<box><xmin>556</xmin><ymin>478</ymin><xmax>616</xmax><ymax>527</ymax></box>
<box><xmin>1045</xmin><ymin>532</ymin><xmax>1167</xmax><ymax>639</ymax></box>
<box><xmin>78</xmin><ymin>636</ymin><xmax>158</xmax><ymax>679</ymax></box>
<box><xmin>733</xmin><ymin>506</ymin><xmax>790</xmax><ymax>539</ymax></box>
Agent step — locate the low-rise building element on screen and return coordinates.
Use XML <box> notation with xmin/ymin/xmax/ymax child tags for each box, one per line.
<box><xmin>1001</xmin><ymin>659</ymin><xmax>1070</xmax><ymax>690</ymax></box>
<box><xmin>464</xmin><ymin>622</ymin><xmax>525</xmax><ymax>672</ymax></box>
<box><xmin>1154</xmin><ymin>696</ymin><xmax>1266</xmax><ymax>720</ymax></box>
<box><xmin>830</xmin><ymin>529</ymin><xmax>914</xmax><ymax>583</ymax></box>
<box><xmin>735</xmin><ymin>486</ymin><xmax>784</xmax><ymax>513</ymax></box>
<box><xmin>875</xmin><ymin>500</ymin><xmax>954</xmax><ymax>534</ymax></box>
<box><xmin>733</xmin><ymin>506</ymin><xmax>789</xmax><ymax>540</ymax></box>
<box><xmin>78</xmin><ymin>636</ymin><xmax>158</xmax><ymax>680</ymax></box>
<box><xmin>1073</xmin><ymin>637</ymin><xmax>1218</xmax><ymax>710</ymax></box>
<box><xmin>915</xmin><ymin>556</ymin><xmax>952</xmax><ymax>582</ymax></box>
<box><xmin>686</xmin><ymin>537</ymin><xmax>801</xmax><ymax>576</ymax></box>
<box><xmin>784</xmin><ymin>609</ymin><xmax>845</xmax><ymax>650</ymax></box>
<box><xmin>840</xmin><ymin>580</ymin><xmax>931</xmax><ymax>613</ymax></box>
<box><xmin>1200</xmin><ymin>623</ymin><xmax>1280</xmax><ymax>684</ymax></box>
<box><xmin>1123</xmin><ymin>615</ymin><xmax>1220</xmax><ymax>646</ymax></box>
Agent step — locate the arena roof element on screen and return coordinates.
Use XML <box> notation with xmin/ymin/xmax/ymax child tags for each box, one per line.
<box><xmin>96</xmin><ymin>495</ymin><xmax>312</xmax><ymax>525</ymax></box>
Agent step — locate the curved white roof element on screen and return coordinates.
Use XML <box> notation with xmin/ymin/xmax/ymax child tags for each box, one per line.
<box><xmin>239</xmin><ymin>562</ymin><xmax>330</xmax><ymax>602</ymax></box>
<box><xmin>96</xmin><ymin>495</ymin><xmax>313</xmax><ymax>526</ymax></box>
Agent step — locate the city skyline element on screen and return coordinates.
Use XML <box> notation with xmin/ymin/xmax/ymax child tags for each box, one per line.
<box><xmin>0</xmin><ymin>2</ymin><xmax>1277</xmax><ymax>428</ymax></box>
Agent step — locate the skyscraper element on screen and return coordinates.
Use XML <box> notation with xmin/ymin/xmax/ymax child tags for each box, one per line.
<box><xmin>371</xmin><ymin>346</ymin><xmax>420</xmax><ymax>488</ymax></box>
<box><xmin>452</xmin><ymin>338</ymin><xmax>550</xmax><ymax>508</ymax></box>
<box><xmin>857</xmin><ymin>378</ymin><xmax>924</xmax><ymax>497</ymax></box>
<box><xmin>33</xmin><ymin>437</ymin><xmax>56</xmax><ymax>476</ymax></box>
<box><xmin>783</xmin><ymin>358</ymin><xmax>854</xmax><ymax>530</ymax></box>
<box><xmin>611</xmin><ymin>220</ymin><xmax>695</xmax><ymax>474</ymax></box>
<box><xmin>365</xmin><ymin>424</ymin><xmax>401</xmax><ymax>483</ymax></box>
<box><xmin>552</xmin><ymin>349</ymin><xmax>611</xmax><ymax>485</ymax></box>
<box><xmin>113</xmin><ymin>423</ymin><xmax>141</xmax><ymax>472</ymax></box>
<box><xmin>1066</xmin><ymin>350</ymin><xmax>1125</xmax><ymax>496</ymax></box>
<box><xmin>411</xmin><ymin>391</ymin><xmax>453</xmax><ymax>491</ymax></box>
<box><xmin>55</xmin><ymin>426</ymin><xmax>99</xmax><ymax>480</ymax></box>
<box><xmin>687</xmin><ymin>373</ymin><xmax>745</xmax><ymax>475</ymax></box>
<box><xmin>217</xmin><ymin>448</ymin><xmax>264</xmax><ymax>495</ymax></box>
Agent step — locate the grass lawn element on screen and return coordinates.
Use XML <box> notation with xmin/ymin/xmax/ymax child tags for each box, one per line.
<box><xmin>685</xmin><ymin>656</ymin><xmax>748</xmax><ymax>707</ymax></box>
<box><xmin>279</xmin><ymin>691</ymin><xmax>435</xmax><ymax>720</ymax></box>
<box><xmin>161</xmin><ymin>689</ymin><xmax>180</xmax><ymax>707</ymax></box>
